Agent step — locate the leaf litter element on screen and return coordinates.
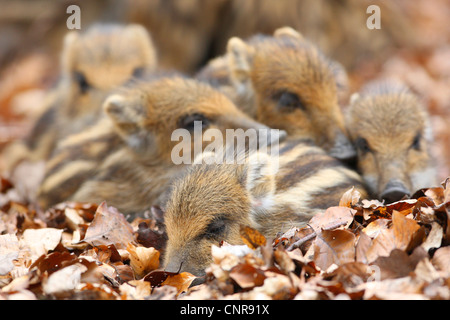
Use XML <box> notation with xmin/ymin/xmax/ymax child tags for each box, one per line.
<box><xmin>0</xmin><ymin>176</ymin><xmax>450</xmax><ymax>300</ymax></box>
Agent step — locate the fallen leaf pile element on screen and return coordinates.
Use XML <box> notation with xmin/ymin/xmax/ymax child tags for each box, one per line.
<box><xmin>1</xmin><ymin>176</ymin><xmax>449</xmax><ymax>300</ymax></box>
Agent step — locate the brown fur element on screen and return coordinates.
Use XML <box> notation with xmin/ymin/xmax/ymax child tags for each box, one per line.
<box><xmin>163</xmin><ymin>138</ymin><xmax>367</xmax><ymax>276</ymax></box>
<box><xmin>164</xmin><ymin>164</ymin><xmax>253</xmax><ymax>276</ymax></box>
<box><xmin>37</xmin><ymin>76</ymin><xmax>278</xmax><ymax>213</ymax></box>
<box><xmin>197</xmin><ymin>27</ymin><xmax>355</xmax><ymax>161</ymax></box>
<box><xmin>346</xmin><ymin>80</ymin><xmax>437</xmax><ymax>201</ymax></box>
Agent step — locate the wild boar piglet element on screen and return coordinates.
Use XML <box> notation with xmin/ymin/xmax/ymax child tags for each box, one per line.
<box><xmin>163</xmin><ymin>139</ymin><xmax>367</xmax><ymax>276</ymax></box>
<box><xmin>197</xmin><ymin>27</ymin><xmax>355</xmax><ymax>161</ymax></box>
<box><xmin>346</xmin><ymin>80</ymin><xmax>437</xmax><ymax>203</ymax></box>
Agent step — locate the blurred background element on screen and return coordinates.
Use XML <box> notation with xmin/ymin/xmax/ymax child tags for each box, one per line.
<box><xmin>0</xmin><ymin>0</ymin><xmax>448</xmax><ymax>180</ymax></box>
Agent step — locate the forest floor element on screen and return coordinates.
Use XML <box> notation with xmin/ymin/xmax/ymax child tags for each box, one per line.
<box><xmin>0</xmin><ymin>179</ymin><xmax>449</xmax><ymax>300</ymax></box>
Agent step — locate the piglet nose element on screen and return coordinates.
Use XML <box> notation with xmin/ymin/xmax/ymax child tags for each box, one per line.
<box><xmin>328</xmin><ymin>132</ymin><xmax>357</xmax><ymax>163</ymax></box>
<box><xmin>190</xmin><ymin>276</ymin><xmax>206</xmax><ymax>287</ymax></box>
<box><xmin>381</xmin><ymin>180</ymin><xmax>410</xmax><ymax>203</ymax></box>
<box><xmin>164</xmin><ymin>258</ymin><xmax>184</xmax><ymax>274</ymax></box>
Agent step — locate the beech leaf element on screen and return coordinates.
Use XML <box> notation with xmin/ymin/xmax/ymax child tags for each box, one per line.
<box><xmin>240</xmin><ymin>225</ymin><xmax>266</xmax><ymax>249</ymax></box>
<box><xmin>127</xmin><ymin>243</ymin><xmax>160</xmax><ymax>278</ymax></box>
<box><xmin>365</xmin><ymin>211</ymin><xmax>421</xmax><ymax>262</ymax></box>
<box><xmin>313</xmin><ymin>229</ymin><xmax>356</xmax><ymax>271</ymax></box>
<box><xmin>82</xmin><ymin>202</ymin><xmax>134</xmax><ymax>250</ymax></box>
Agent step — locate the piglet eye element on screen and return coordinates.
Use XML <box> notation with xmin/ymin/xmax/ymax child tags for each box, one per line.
<box><xmin>132</xmin><ymin>67</ymin><xmax>145</xmax><ymax>78</ymax></box>
<box><xmin>273</xmin><ymin>91</ymin><xmax>305</xmax><ymax>110</ymax></box>
<box><xmin>179</xmin><ymin>113</ymin><xmax>210</xmax><ymax>131</ymax></box>
<box><xmin>73</xmin><ymin>71</ymin><xmax>90</xmax><ymax>94</ymax></box>
<box><xmin>410</xmin><ymin>133</ymin><xmax>421</xmax><ymax>150</ymax></box>
<box><xmin>355</xmin><ymin>137</ymin><xmax>371</xmax><ymax>154</ymax></box>
<box><xmin>204</xmin><ymin>218</ymin><xmax>226</xmax><ymax>239</ymax></box>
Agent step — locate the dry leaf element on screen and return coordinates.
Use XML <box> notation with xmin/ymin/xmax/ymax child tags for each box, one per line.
<box><xmin>0</xmin><ymin>289</ymin><xmax>37</xmax><ymax>300</ymax></box>
<box><xmin>274</xmin><ymin>248</ymin><xmax>296</xmax><ymax>273</ymax></box>
<box><xmin>0</xmin><ymin>234</ymin><xmax>20</xmax><ymax>275</ymax></box>
<box><xmin>325</xmin><ymin>262</ymin><xmax>372</xmax><ymax>285</ymax></box>
<box><xmin>161</xmin><ymin>272</ymin><xmax>197</xmax><ymax>296</ymax></box>
<box><xmin>421</xmin><ymin>222</ymin><xmax>443</xmax><ymax>251</ymax></box>
<box><xmin>42</xmin><ymin>263</ymin><xmax>87</xmax><ymax>295</ymax></box>
<box><xmin>442</xmin><ymin>178</ymin><xmax>450</xmax><ymax>203</ymax></box>
<box><xmin>365</xmin><ymin>211</ymin><xmax>421</xmax><ymax>262</ymax></box>
<box><xmin>431</xmin><ymin>246</ymin><xmax>450</xmax><ymax>274</ymax></box>
<box><xmin>21</xmin><ymin>228</ymin><xmax>63</xmax><ymax>262</ymax></box>
<box><xmin>313</xmin><ymin>229</ymin><xmax>356</xmax><ymax>271</ymax></box>
<box><xmin>362</xmin><ymin>276</ymin><xmax>427</xmax><ymax>300</ymax></box>
<box><xmin>424</xmin><ymin>188</ymin><xmax>444</xmax><ymax>206</ymax></box>
<box><xmin>64</xmin><ymin>208</ymin><xmax>85</xmax><ymax>231</ymax></box>
<box><xmin>392</xmin><ymin>211</ymin><xmax>421</xmax><ymax>248</ymax></box>
<box><xmin>82</xmin><ymin>202</ymin><xmax>134</xmax><ymax>250</ymax></box>
<box><xmin>0</xmin><ymin>177</ymin><xmax>13</xmax><ymax>193</ymax></box>
<box><xmin>339</xmin><ymin>187</ymin><xmax>361</xmax><ymax>207</ymax></box>
<box><xmin>93</xmin><ymin>244</ymin><xmax>122</xmax><ymax>264</ymax></box>
<box><xmin>309</xmin><ymin>206</ymin><xmax>355</xmax><ymax>231</ymax></box>
<box><xmin>136</xmin><ymin>221</ymin><xmax>167</xmax><ymax>251</ymax></box>
<box><xmin>371</xmin><ymin>248</ymin><xmax>426</xmax><ymax>280</ymax></box>
<box><xmin>386</xmin><ymin>199</ymin><xmax>418</xmax><ymax>216</ymax></box>
<box><xmin>414</xmin><ymin>258</ymin><xmax>441</xmax><ymax>283</ymax></box>
<box><xmin>144</xmin><ymin>270</ymin><xmax>176</xmax><ymax>288</ymax></box>
<box><xmin>249</xmin><ymin>273</ymin><xmax>295</xmax><ymax>300</ymax></box>
<box><xmin>122</xmin><ymin>279</ymin><xmax>178</xmax><ymax>300</ymax></box>
<box><xmin>355</xmin><ymin>232</ymin><xmax>372</xmax><ymax>264</ymax></box>
<box><xmin>362</xmin><ymin>219</ymin><xmax>390</xmax><ymax>238</ymax></box>
<box><xmin>120</xmin><ymin>280</ymin><xmax>152</xmax><ymax>300</ymax></box>
<box><xmin>1</xmin><ymin>274</ymin><xmax>31</xmax><ymax>292</ymax></box>
<box><xmin>240</xmin><ymin>225</ymin><xmax>266</xmax><ymax>249</ymax></box>
<box><xmin>229</xmin><ymin>262</ymin><xmax>266</xmax><ymax>289</ymax></box>
<box><xmin>127</xmin><ymin>243</ymin><xmax>160</xmax><ymax>279</ymax></box>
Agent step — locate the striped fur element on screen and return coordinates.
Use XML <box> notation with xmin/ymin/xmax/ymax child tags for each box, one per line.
<box><xmin>163</xmin><ymin>138</ymin><xmax>367</xmax><ymax>276</ymax></box>
<box><xmin>36</xmin><ymin>76</ymin><xmax>277</xmax><ymax>214</ymax></box>
<box><xmin>196</xmin><ymin>27</ymin><xmax>355</xmax><ymax>160</ymax></box>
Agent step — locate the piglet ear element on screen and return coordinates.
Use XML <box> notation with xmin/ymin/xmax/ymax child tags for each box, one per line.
<box><xmin>245</xmin><ymin>152</ymin><xmax>276</xmax><ymax>211</ymax></box>
<box><xmin>61</xmin><ymin>31</ymin><xmax>80</xmax><ymax>74</ymax></box>
<box><xmin>227</xmin><ymin>37</ymin><xmax>254</xmax><ymax>84</ymax></box>
<box><xmin>103</xmin><ymin>94</ymin><xmax>126</xmax><ymax>123</ymax></box>
<box><xmin>274</xmin><ymin>26</ymin><xmax>303</xmax><ymax>40</ymax></box>
<box><xmin>329</xmin><ymin>60</ymin><xmax>349</xmax><ymax>95</ymax></box>
<box><xmin>103</xmin><ymin>94</ymin><xmax>158</xmax><ymax>154</ymax></box>
<box><xmin>125</xmin><ymin>24</ymin><xmax>158</xmax><ymax>69</ymax></box>
<box><xmin>103</xmin><ymin>94</ymin><xmax>142</xmax><ymax>125</ymax></box>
